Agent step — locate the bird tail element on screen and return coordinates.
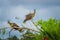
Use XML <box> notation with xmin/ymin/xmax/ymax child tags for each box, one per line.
<box><xmin>23</xmin><ymin>19</ymin><xmax>27</xmax><ymax>23</ymax></box>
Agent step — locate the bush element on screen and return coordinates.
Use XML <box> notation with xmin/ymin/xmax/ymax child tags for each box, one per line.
<box><xmin>37</xmin><ymin>18</ymin><xmax>60</xmax><ymax>40</ymax></box>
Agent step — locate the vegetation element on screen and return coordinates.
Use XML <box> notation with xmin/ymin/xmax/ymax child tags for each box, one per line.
<box><xmin>0</xmin><ymin>18</ymin><xmax>60</xmax><ymax>40</ymax></box>
<box><xmin>37</xmin><ymin>18</ymin><xmax>60</xmax><ymax>40</ymax></box>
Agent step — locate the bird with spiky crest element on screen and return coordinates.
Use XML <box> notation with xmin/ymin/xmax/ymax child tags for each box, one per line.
<box><xmin>23</xmin><ymin>9</ymin><xmax>36</xmax><ymax>23</ymax></box>
<box><xmin>8</xmin><ymin>20</ymin><xmax>19</xmax><ymax>30</ymax></box>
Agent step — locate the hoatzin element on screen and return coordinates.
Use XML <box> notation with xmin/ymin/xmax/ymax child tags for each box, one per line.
<box><xmin>8</xmin><ymin>21</ymin><xmax>19</xmax><ymax>30</ymax></box>
<box><xmin>8</xmin><ymin>21</ymin><xmax>23</xmax><ymax>32</ymax></box>
<box><xmin>23</xmin><ymin>9</ymin><xmax>36</xmax><ymax>23</ymax></box>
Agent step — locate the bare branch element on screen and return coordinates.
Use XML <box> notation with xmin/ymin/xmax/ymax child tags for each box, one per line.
<box><xmin>0</xmin><ymin>26</ymin><xmax>39</xmax><ymax>33</ymax></box>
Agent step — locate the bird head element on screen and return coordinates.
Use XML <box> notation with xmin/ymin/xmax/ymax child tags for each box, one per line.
<box><xmin>8</xmin><ymin>20</ymin><xmax>13</xmax><ymax>26</ymax></box>
<box><xmin>34</xmin><ymin>9</ymin><xmax>36</xmax><ymax>14</ymax></box>
<box><xmin>32</xmin><ymin>9</ymin><xmax>36</xmax><ymax>17</ymax></box>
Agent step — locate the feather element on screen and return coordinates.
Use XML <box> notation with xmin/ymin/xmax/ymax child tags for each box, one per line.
<box><xmin>23</xmin><ymin>9</ymin><xmax>36</xmax><ymax>23</ymax></box>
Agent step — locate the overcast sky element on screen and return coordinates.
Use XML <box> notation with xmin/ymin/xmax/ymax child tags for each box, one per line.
<box><xmin>0</xmin><ymin>0</ymin><xmax>60</xmax><ymax>21</ymax></box>
<box><xmin>0</xmin><ymin>0</ymin><xmax>60</xmax><ymax>39</ymax></box>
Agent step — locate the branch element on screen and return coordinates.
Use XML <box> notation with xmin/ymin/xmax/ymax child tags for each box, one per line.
<box><xmin>31</xmin><ymin>20</ymin><xmax>43</xmax><ymax>32</ymax></box>
<box><xmin>22</xmin><ymin>34</ymin><xmax>37</xmax><ymax>38</ymax></box>
<box><xmin>0</xmin><ymin>26</ymin><xmax>39</xmax><ymax>33</ymax></box>
<box><xmin>31</xmin><ymin>20</ymin><xmax>40</xmax><ymax>30</ymax></box>
<box><xmin>18</xmin><ymin>27</ymin><xmax>39</xmax><ymax>33</ymax></box>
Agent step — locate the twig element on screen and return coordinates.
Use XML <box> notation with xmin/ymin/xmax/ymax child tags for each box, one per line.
<box><xmin>31</xmin><ymin>19</ymin><xmax>40</xmax><ymax>30</ymax></box>
<box><xmin>21</xmin><ymin>24</ymin><xmax>39</xmax><ymax>33</ymax></box>
<box><xmin>31</xmin><ymin>19</ymin><xmax>44</xmax><ymax>33</ymax></box>
<box><xmin>22</xmin><ymin>34</ymin><xmax>37</xmax><ymax>38</ymax></box>
<box><xmin>0</xmin><ymin>26</ymin><xmax>39</xmax><ymax>33</ymax></box>
<box><xmin>18</xmin><ymin>27</ymin><xmax>39</xmax><ymax>33</ymax></box>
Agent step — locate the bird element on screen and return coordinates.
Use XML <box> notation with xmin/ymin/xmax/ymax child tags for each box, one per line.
<box><xmin>23</xmin><ymin>9</ymin><xmax>36</xmax><ymax>23</ymax></box>
<box><xmin>8</xmin><ymin>20</ymin><xmax>24</xmax><ymax>33</ymax></box>
<box><xmin>8</xmin><ymin>20</ymin><xmax>19</xmax><ymax>30</ymax></box>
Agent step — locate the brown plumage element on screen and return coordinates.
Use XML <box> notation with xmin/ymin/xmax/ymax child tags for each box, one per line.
<box><xmin>8</xmin><ymin>21</ymin><xmax>19</xmax><ymax>30</ymax></box>
<box><xmin>23</xmin><ymin>9</ymin><xmax>36</xmax><ymax>23</ymax></box>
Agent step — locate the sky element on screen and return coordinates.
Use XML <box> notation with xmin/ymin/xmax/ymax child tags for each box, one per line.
<box><xmin>0</xmin><ymin>0</ymin><xmax>60</xmax><ymax>39</ymax></box>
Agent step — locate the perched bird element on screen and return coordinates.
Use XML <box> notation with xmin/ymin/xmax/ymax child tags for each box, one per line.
<box><xmin>23</xmin><ymin>9</ymin><xmax>36</xmax><ymax>23</ymax></box>
<box><xmin>8</xmin><ymin>21</ymin><xmax>19</xmax><ymax>30</ymax></box>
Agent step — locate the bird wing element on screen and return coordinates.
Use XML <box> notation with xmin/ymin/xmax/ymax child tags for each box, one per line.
<box><xmin>26</xmin><ymin>13</ymin><xmax>32</xmax><ymax>17</ymax></box>
<box><xmin>13</xmin><ymin>23</ymin><xmax>19</xmax><ymax>27</ymax></box>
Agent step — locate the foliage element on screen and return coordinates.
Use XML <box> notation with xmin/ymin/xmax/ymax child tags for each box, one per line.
<box><xmin>0</xmin><ymin>18</ymin><xmax>60</xmax><ymax>40</ymax></box>
<box><xmin>0</xmin><ymin>27</ymin><xmax>6</xmax><ymax>35</ymax></box>
<box><xmin>37</xmin><ymin>18</ymin><xmax>60</xmax><ymax>40</ymax></box>
<box><xmin>7</xmin><ymin>36</ymin><xmax>19</xmax><ymax>40</ymax></box>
